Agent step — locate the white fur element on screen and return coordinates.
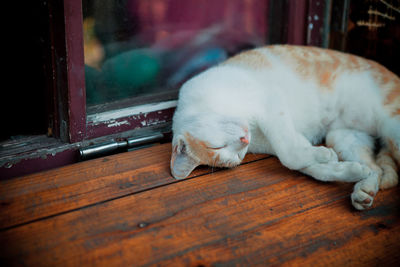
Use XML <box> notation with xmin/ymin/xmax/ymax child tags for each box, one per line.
<box><xmin>171</xmin><ymin>46</ymin><xmax>400</xmax><ymax>210</ymax></box>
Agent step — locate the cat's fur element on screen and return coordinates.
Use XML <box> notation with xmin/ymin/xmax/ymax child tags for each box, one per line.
<box><xmin>171</xmin><ymin>45</ymin><xmax>400</xmax><ymax>210</ymax></box>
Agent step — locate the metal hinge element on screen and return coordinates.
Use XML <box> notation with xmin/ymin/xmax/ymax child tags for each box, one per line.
<box><xmin>79</xmin><ymin>132</ymin><xmax>165</xmax><ymax>160</ymax></box>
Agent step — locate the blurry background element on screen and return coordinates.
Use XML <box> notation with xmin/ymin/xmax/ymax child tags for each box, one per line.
<box><xmin>82</xmin><ymin>0</ymin><xmax>268</xmax><ymax>106</ymax></box>
<box><xmin>330</xmin><ymin>0</ymin><xmax>400</xmax><ymax>76</ymax></box>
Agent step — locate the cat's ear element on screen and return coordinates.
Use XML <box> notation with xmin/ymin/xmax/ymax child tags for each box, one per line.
<box><xmin>170</xmin><ymin>136</ymin><xmax>199</xmax><ymax>179</ymax></box>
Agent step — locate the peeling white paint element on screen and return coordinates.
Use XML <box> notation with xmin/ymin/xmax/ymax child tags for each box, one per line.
<box><xmin>88</xmin><ymin>100</ymin><xmax>177</xmax><ymax>123</ymax></box>
<box><xmin>107</xmin><ymin>120</ymin><xmax>130</xmax><ymax>128</ymax></box>
<box><xmin>145</xmin><ymin>119</ymin><xmax>167</xmax><ymax>127</ymax></box>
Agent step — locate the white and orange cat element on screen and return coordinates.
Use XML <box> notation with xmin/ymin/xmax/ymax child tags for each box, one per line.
<box><xmin>170</xmin><ymin>45</ymin><xmax>400</xmax><ymax>210</ymax></box>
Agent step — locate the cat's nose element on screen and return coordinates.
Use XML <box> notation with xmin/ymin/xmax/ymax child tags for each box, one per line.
<box><xmin>240</xmin><ymin>136</ymin><xmax>249</xmax><ymax>145</ymax></box>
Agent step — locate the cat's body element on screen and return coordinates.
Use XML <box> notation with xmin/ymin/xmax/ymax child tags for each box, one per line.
<box><xmin>171</xmin><ymin>45</ymin><xmax>400</xmax><ymax>210</ymax></box>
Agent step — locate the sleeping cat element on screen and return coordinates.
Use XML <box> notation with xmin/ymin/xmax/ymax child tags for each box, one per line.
<box><xmin>170</xmin><ymin>45</ymin><xmax>400</xmax><ymax>210</ymax></box>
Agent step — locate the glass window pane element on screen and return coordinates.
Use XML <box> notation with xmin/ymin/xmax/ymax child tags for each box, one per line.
<box><xmin>82</xmin><ymin>0</ymin><xmax>267</xmax><ymax>107</ymax></box>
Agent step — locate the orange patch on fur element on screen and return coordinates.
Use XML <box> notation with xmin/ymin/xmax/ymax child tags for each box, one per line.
<box><xmin>348</xmin><ymin>55</ymin><xmax>361</xmax><ymax>69</ymax></box>
<box><xmin>359</xmin><ymin>147</ymin><xmax>382</xmax><ymax>175</ymax></box>
<box><xmin>366</xmin><ymin>60</ymin><xmax>400</xmax><ymax>113</ymax></box>
<box><xmin>369</xmin><ymin>60</ymin><xmax>395</xmax><ymax>84</ymax></box>
<box><xmin>268</xmin><ymin>45</ymin><xmax>347</xmax><ymax>90</ymax></box>
<box><xmin>214</xmin><ymin>154</ymin><xmax>221</xmax><ymax>165</ymax></box>
<box><xmin>225</xmin><ymin>50</ymin><xmax>271</xmax><ymax>69</ymax></box>
<box><xmin>388</xmin><ymin>139</ymin><xmax>400</xmax><ymax>160</ymax></box>
<box><xmin>384</xmin><ymin>88</ymin><xmax>400</xmax><ymax>105</ymax></box>
<box><xmin>320</xmin><ymin>72</ymin><xmax>332</xmax><ymax>86</ymax></box>
<box><xmin>387</xmin><ymin>139</ymin><xmax>400</xmax><ymax>163</ymax></box>
<box><xmin>184</xmin><ymin>133</ymin><xmax>218</xmax><ymax>165</ymax></box>
<box><xmin>377</xmin><ymin>148</ymin><xmax>398</xmax><ymax>171</ymax></box>
<box><xmin>227</xmin><ymin>45</ymin><xmax>399</xmax><ymax>110</ymax></box>
<box><xmin>170</xmin><ymin>145</ymin><xmax>178</xmax><ymax>167</ymax></box>
<box><xmin>388</xmin><ymin>139</ymin><xmax>396</xmax><ymax>151</ymax></box>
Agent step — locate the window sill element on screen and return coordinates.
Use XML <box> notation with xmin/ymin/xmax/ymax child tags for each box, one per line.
<box><xmin>0</xmin><ymin>123</ymin><xmax>172</xmax><ymax>179</ymax></box>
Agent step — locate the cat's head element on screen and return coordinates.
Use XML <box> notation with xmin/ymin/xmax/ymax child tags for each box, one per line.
<box><xmin>171</xmin><ymin>114</ymin><xmax>250</xmax><ymax>179</ymax></box>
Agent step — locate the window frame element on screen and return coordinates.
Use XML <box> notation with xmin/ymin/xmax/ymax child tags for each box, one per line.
<box><xmin>60</xmin><ymin>0</ymin><xmax>180</xmax><ymax>143</ymax></box>
<box><xmin>1</xmin><ymin>0</ymin><xmax>330</xmax><ymax>179</ymax></box>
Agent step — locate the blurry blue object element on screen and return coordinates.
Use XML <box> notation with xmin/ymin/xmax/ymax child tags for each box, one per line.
<box><xmin>85</xmin><ymin>49</ymin><xmax>162</xmax><ymax>105</ymax></box>
<box><xmin>168</xmin><ymin>47</ymin><xmax>227</xmax><ymax>86</ymax></box>
<box><xmin>101</xmin><ymin>49</ymin><xmax>161</xmax><ymax>98</ymax></box>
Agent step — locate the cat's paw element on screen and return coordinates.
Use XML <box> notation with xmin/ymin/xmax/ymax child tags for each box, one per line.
<box><xmin>347</xmin><ymin>162</ymin><xmax>373</xmax><ymax>181</ymax></box>
<box><xmin>329</xmin><ymin>162</ymin><xmax>372</xmax><ymax>182</ymax></box>
<box><xmin>351</xmin><ymin>174</ymin><xmax>379</xmax><ymax>210</ymax></box>
<box><xmin>281</xmin><ymin>146</ymin><xmax>338</xmax><ymax>170</ymax></box>
<box><xmin>313</xmin><ymin>146</ymin><xmax>338</xmax><ymax>164</ymax></box>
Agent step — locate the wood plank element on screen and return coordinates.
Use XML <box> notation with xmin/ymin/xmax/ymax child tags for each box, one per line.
<box><xmin>0</xmin><ymin>143</ymin><xmax>268</xmax><ymax>230</ymax></box>
<box><xmin>158</xmin><ymin>192</ymin><xmax>400</xmax><ymax>266</ymax></box>
<box><xmin>1</xmin><ymin>155</ymin><xmax>398</xmax><ymax>266</ymax></box>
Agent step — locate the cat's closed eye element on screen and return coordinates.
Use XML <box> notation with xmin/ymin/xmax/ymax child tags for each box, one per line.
<box><xmin>206</xmin><ymin>145</ymin><xmax>227</xmax><ymax>150</ymax></box>
<box><xmin>207</xmin><ymin>135</ymin><xmax>249</xmax><ymax>150</ymax></box>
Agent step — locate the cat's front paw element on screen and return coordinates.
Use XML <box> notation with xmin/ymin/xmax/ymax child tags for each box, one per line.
<box><xmin>351</xmin><ymin>174</ymin><xmax>379</xmax><ymax>210</ymax></box>
<box><xmin>347</xmin><ymin>162</ymin><xmax>373</xmax><ymax>181</ymax></box>
<box><xmin>314</xmin><ymin>146</ymin><xmax>338</xmax><ymax>164</ymax></box>
<box><xmin>281</xmin><ymin>146</ymin><xmax>338</xmax><ymax>170</ymax></box>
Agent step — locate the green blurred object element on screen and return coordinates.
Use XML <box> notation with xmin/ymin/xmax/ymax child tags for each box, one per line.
<box><xmin>85</xmin><ymin>65</ymin><xmax>104</xmax><ymax>105</ymax></box>
<box><xmin>101</xmin><ymin>49</ymin><xmax>161</xmax><ymax>99</ymax></box>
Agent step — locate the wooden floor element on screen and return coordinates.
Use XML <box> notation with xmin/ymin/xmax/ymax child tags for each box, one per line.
<box><xmin>1</xmin><ymin>143</ymin><xmax>399</xmax><ymax>266</ymax></box>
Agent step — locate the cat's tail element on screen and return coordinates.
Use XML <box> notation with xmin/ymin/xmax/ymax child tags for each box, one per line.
<box><xmin>378</xmin><ymin>116</ymin><xmax>400</xmax><ymax>189</ymax></box>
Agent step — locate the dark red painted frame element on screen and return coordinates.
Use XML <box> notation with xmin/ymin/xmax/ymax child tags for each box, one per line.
<box><xmin>63</xmin><ymin>0</ymin><xmax>86</xmax><ymax>142</ymax></box>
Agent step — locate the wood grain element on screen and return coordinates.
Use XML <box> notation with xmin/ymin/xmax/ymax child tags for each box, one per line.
<box><xmin>0</xmin><ymin>143</ymin><xmax>268</xmax><ymax>229</ymax></box>
<box><xmin>1</xmin><ymin>144</ymin><xmax>399</xmax><ymax>266</ymax></box>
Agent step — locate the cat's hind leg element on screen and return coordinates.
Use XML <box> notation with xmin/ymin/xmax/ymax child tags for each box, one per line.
<box><xmin>380</xmin><ymin>116</ymin><xmax>400</xmax><ymax>166</ymax></box>
<box><xmin>379</xmin><ymin>116</ymin><xmax>400</xmax><ymax>188</ymax></box>
<box><xmin>300</xmin><ymin>129</ymin><xmax>380</xmax><ymax>210</ymax></box>
<box><xmin>376</xmin><ymin>146</ymin><xmax>398</xmax><ymax>189</ymax></box>
<box><xmin>326</xmin><ymin>129</ymin><xmax>382</xmax><ymax>210</ymax></box>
